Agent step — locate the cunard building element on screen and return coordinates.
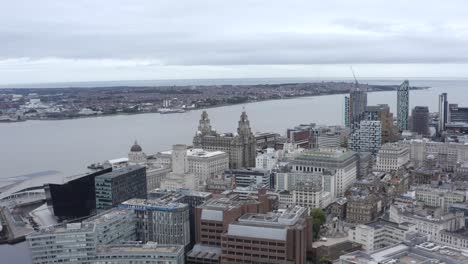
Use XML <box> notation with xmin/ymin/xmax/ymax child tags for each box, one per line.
<box><xmin>193</xmin><ymin>111</ymin><xmax>256</xmax><ymax>169</ymax></box>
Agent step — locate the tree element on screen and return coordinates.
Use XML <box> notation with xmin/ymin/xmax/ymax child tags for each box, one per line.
<box><xmin>311</xmin><ymin>208</ymin><xmax>326</xmax><ymax>240</ymax></box>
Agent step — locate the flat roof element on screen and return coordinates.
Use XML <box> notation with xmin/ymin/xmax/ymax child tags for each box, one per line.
<box><xmin>96</xmin><ymin>165</ymin><xmax>144</xmax><ymax>180</ymax></box>
<box><xmin>159</xmin><ymin>148</ymin><xmax>227</xmax><ymax>158</ymax></box>
<box><xmin>84</xmin><ymin>208</ymin><xmax>133</xmax><ymax>225</ymax></box>
<box><xmin>97</xmin><ymin>243</ymin><xmax>183</xmax><ymax>254</ymax></box>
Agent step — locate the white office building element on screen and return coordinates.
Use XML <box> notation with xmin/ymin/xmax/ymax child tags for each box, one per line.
<box><xmin>375</xmin><ymin>143</ymin><xmax>410</xmax><ymax>172</ymax></box>
<box><xmin>255</xmin><ymin>148</ymin><xmax>279</xmax><ymax>170</ymax></box>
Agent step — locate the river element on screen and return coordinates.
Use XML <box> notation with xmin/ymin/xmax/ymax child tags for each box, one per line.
<box><xmin>0</xmin><ymin>79</ymin><xmax>467</xmax><ymax>263</ymax></box>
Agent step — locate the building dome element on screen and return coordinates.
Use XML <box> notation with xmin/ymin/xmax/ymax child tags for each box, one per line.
<box><xmin>130</xmin><ymin>140</ymin><xmax>142</xmax><ymax>152</ymax></box>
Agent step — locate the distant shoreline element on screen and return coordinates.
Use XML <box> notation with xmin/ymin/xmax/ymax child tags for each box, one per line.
<box><xmin>0</xmin><ymin>85</ymin><xmax>428</xmax><ymax>123</ymax></box>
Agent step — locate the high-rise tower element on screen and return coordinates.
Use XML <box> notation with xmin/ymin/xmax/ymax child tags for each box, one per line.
<box><xmin>438</xmin><ymin>93</ymin><xmax>448</xmax><ymax>134</ymax></box>
<box><xmin>397</xmin><ymin>80</ymin><xmax>410</xmax><ymax>131</ymax></box>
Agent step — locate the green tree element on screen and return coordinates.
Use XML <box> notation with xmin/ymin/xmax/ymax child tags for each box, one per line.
<box><xmin>311</xmin><ymin>208</ymin><xmax>326</xmax><ymax>240</ymax></box>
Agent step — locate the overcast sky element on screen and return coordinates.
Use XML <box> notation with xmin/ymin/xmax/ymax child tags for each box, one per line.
<box><xmin>1</xmin><ymin>0</ymin><xmax>468</xmax><ymax>85</ymax></box>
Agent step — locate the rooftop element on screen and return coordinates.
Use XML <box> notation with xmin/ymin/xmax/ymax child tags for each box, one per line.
<box><xmin>119</xmin><ymin>198</ymin><xmax>188</xmax><ymax>212</ymax></box>
<box><xmin>96</xmin><ymin>165</ymin><xmax>144</xmax><ymax>180</ymax></box>
<box><xmin>159</xmin><ymin>148</ymin><xmax>227</xmax><ymax>158</ymax></box>
<box><xmin>84</xmin><ymin>208</ymin><xmax>133</xmax><ymax>225</ymax></box>
<box><xmin>97</xmin><ymin>242</ymin><xmax>183</xmax><ymax>254</ymax></box>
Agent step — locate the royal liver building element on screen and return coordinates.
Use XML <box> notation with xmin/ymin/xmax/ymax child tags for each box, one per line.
<box><xmin>193</xmin><ymin>111</ymin><xmax>256</xmax><ymax>169</ymax></box>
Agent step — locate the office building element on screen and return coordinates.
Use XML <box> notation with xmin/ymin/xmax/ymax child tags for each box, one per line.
<box><xmin>224</xmin><ymin>168</ymin><xmax>272</xmax><ymax>189</ymax></box>
<box><xmin>449</xmin><ymin>103</ymin><xmax>468</xmax><ymax>123</ymax></box>
<box><xmin>220</xmin><ymin>206</ymin><xmax>312</xmax><ymax>264</ymax></box>
<box><xmin>364</xmin><ymin>104</ymin><xmax>398</xmax><ymax>143</ymax></box>
<box><xmin>375</xmin><ymin>143</ymin><xmax>410</xmax><ymax>172</ymax></box>
<box><xmin>317</xmin><ymin>131</ymin><xmax>341</xmax><ymax>149</ymax></box>
<box><xmin>255</xmin><ymin>148</ymin><xmax>279</xmax><ymax>170</ymax></box>
<box><xmin>94</xmin><ymin>243</ymin><xmax>185</xmax><ymax>264</ymax></box>
<box><xmin>439</xmin><ymin>92</ymin><xmax>449</xmax><ymax>133</ymax></box>
<box><xmin>255</xmin><ymin>132</ymin><xmax>281</xmax><ymax>149</ymax></box>
<box><xmin>160</xmin><ymin>144</ymin><xmax>199</xmax><ymax>191</ymax></box>
<box><xmin>157</xmin><ymin>145</ymin><xmax>228</xmax><ymax>187</ymax></box>
<box><xmin>348</xmin><ymin>120</ymin><xmax>382</xmax><ymax>155</ymax></box>
<box><xmin>119</xmin><ymin>198</ymin><xmax>190</xmax><ymax>248</ymax></box>
<box><xmin>413</xmin><ymin>185</ymin><xmax>466</xmax><ymax>212</ymax></box>
<box><xmin>397</xmin><ymin>80</ymin><xmax>410</xmax><ymax>131</ymax></box>
<box><xmin>84</xmin><ymin>208</ymin><xmax>137</xmax><ymax>245</ymax></box>
<box><xmin>410</xmin><ymin>106</ymin><xmax>430</xmax><ymax>136</ymax></box>
<box><xmin>95</xmin><ymin>165</ymin><xmax>147</xmax><ymax>212</ymax></box>
<box><xmin>286</xmin><ymin>123</ymin><xmax>316</xmax><ymax>149</ymax></box>
<box><xmin>346</xmin><ymin>194</ymin><xmax>380</xmax><ymax>224</ymax></box>
<box><xmin>291</xmin><ymin>181</ymin><xmax>332</xmax><ymax>209</ymax></box>
<box><xmin>44</xmin><ymin>168</ymin><xmax>112</xmax><ymax>220</ymax></box>
<box><xmin>193</xmin><ymin>111</ymin><xmax>256</xmax><ymax>169</ymax></box>
<box><xmin>145</xmin><ymin>165</ymin><xmax>171</xmax><ymax>191</ymax></box>
<box><xmin>397</xmin><ymin>139</ymin><xmax>468</xmax><ymax>170</ymax></box>
<box><xmin>288</xmin><ymin>148</ymin><xmax>358</xmax><ymax>197</ymax></box>
<box><xmin>348</xmin><ymin>219</ymin><xmax>418</xmax><ymax>252</ymax></box>
<box><xmin>27</xmin><ymin>223</ymin><xmax>97</xmax><ymax>264</ymax></box>
<box><xmin>344</xmin><ymin>96</ymin><xmax>350</xmax><ymax>128</ymax></box>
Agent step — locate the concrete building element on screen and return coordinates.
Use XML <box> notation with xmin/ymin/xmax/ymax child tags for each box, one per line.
<box><xmin>411</xmin><ymin>106</ymin><xmax>430</xmax><ymax>136</ymax></box>
<box><xmin>439</xmin><ymin>92</ymin><xmax>449</xmax><ymax>133</ymax></box>
<box><xmin>288</xmin><ymin>148</ymin><xmax>358</xmax><ymax>197</ymax></box>
<box><xmin>291</xmin><ymin>181</ymin><xmax>332</xmax><ymax>209</ymax></box>
<box><xmin>161</xmin><ymin>144</ymin><xmax>199</xmax><ymax>191</ymax></box>
<box><xmin>83</xmin><ymin>208</ymin><xmax>137</xmax><ymax>245</ymax></box>
<box><xmin>397</xmin><ymin>80</ymin><xmax>410</xmax><ymax>131</ymax></box>
<box><xmin>286</xmin><ymin>123</ymin><xmax>316</xmax><ymax>149</ymax></box>
<box><xmin>94</xmin><ymin>243</ymin><xmax>185</xmax><ymax>264</ymax></box>
<box><xmin>95</xmin><ymin>165</ymin><xmax>147</xmax><ymax>212</ymax></box>
<box><xmin>413</xmin><ymin>185</ymin><xmax>466</xmax><ymax>212</ymax></box>
<box><xmin>193</xmin><ymin>111</ymin><xmax>256</xmax><ymax>169</ymax></box>
<box><xmin>340</xmin><ymin>240</ymin><xmax>468</xmax><ymax>264</ymax></box>
<box><xmin>345</xmin><ymin>86</ymin><xmax>368</xmax><ymax>129</ymax></box>
<box><xmin>389</xmin><ymin>204</ymin><xmax>465</xmax><ymax>241</ymax></box>
<box><xmin>27</xmin><ymin>223</ymin><xmax>97</xmax><ymax>264</ymax></box>
<box><xmin>224</xmin><ymin>168</ymin><xmax>271</xmax><ymax>189</ymax></box>
<box><xmin>364</xmin><ymin>104</ymin><xmax>398</xmax><ymax>143</ymax></box>
<box><xmin>255</xmin><ymin>148</ymin><xmax>279</xmax><ymax>170</ymax></box>
<box><xmin>119</xmin><ymin>198</ymin><xmax>190</xmax><ymax>248</ymax></box>
<box><xmin>348</xmin><ymin>219</ymin><xmax>418</xmax><ymax>252</ymax></box>
<box><xmin>349</xmin><ymin>120</ymin><xmax>382</xmax><ymax>155</ymax></box>
<box><xmin>220</xmin><ymin>206</ymin><xmax>312</xmax><ymax>264</ymax></box>
<box><xmin>145</xmin><ymin>165</ymin><xmax>171</xmax><ymax>191</ymax></box>
<box><xmin>375</xmin><ymin>143</ymin><xmax>410</xmax><ymax>172</ymax></box>
<box><xmin>449</xmin><ymin>103</ymin><xmax>468</xmax><ymax>123</ymax></box>
<box><xmin>397</xmin><ymin>139</ymin><xmax>468</xmax><ymax>171</ymax></box>
<box><xmin>157</xmin><ymin>146</ymin><xmax>229</xmax><ymax>187</ymax></box>
<box><xmin>317</xmin><ymin>132</ymin><xmax>341</xmax><ymax>149</ymax></box>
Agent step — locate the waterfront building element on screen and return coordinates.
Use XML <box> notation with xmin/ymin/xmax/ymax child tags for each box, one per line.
<box><xmin>364</xmin><ymin>104</ymin><xmax>398</xmax><ymax>143</ymax></box>
<box><xmin>119</xmin><ymin>198</ymin><xmax>190</xmax><ymax>248</ymax></box>
<box><xmin>160</xmin><ymin>144</ymin><xmax>199</xmax><ymax>191</ymax></box>
<box><xmin>397</xmin><ymin>80</ymin><xmax>410</xmax><ymax>131</ymax></box>
<box><xmin>219</xmin><ymin>206</ymin><xmax>312</xmax><ymax>264</ymax></box>
<box><xmin>156</xmin><ymin>145</ymin><xmax>228</xmax><ymax>187</ymax></box>
<box><xmin>375</xmin><ymin>143</ymin><xmax>410</xmax><ymax>172</ymax></box>
<box><xmin>410</xmin><ymin>106</ymin><xmax>430</xmax><ymax>136</ymax></box>
<box><xmin>348</xmin><ymin>219</ymin><xmax>418</xmax><ymax>252</ymax></box>
<box><xmin>27</xmin><ymin>223</ymin><xmax>97</xmax><ymax>264</ymax></box>
<box><xmin>288</xmin><ymin>148</ymin><xmax>358</xmax><ymax>197</ymax></box>
<box><xmin>255</xmin><ymin>148</ymin><xmax>279</xmax><ymax>170</ymax></box>
<box><xmin>348</xmin><ymin>120</ymin><xmax>382</xmax><ymax>155</ymax></box>
<box><xmin>224</xmin><ymin>168</ymin><xmax>272</xmax><ymax>189</ymax></box>
<box><xmin>439</xmin><ymin>92</ymin><xmax>449</xmax><ymax>133</ymax></box>
<box><xmin>145</xmin><ymin>165</ymin><xmax>171</xmax><ymax>191</ymax></box>
<box><xmin>83</xmin><ymin>208</ymin><xmax>137</xmax><ymax>245</ymax></box>
<box><xmin>193</xmin><ymin>111</ymin><xmax>256</xmax><ymax>169</ymax></box>
<box><xmin>128</xmin><ymin>141</ymin><xmax>146</xmax><ymax>165</ymax></box>
<box><xmin>94</xmin><ymin>243</ymin><xmax>185</xmax><ymax>264</ymax></box>
<box><xmin>95</xmin><ymin>165</ymin><xmax>147</xmax><ymax>212</ymax></box>
<box><xmin>44</xmin><ymin>168</ymin><xmax>112</xmax><ymax>219</ymax></box>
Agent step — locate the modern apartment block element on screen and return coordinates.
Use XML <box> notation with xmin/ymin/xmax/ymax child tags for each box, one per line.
<box><xmin>94</xmin><ymin>243</ymin><xmax>185</xmax><ymax>264</ymax></box>
<box><xmin>119</xmin><ymin>198</ymin><xmax>190</xmax><ymax>248</ymax></box>
<box><xmin>83</xmin><ymin>208</ymin><xmax>137</xmax><ymax>245</ymax></box>
<box><xmin>288</xmin><ymin>148</ymin><xmax>358</xmax><ymax>197</ymax></box>
<box><xmin>397</xmin><ymin>80</ymin><xmax>410</xmax><ymax>131</ymax></box>
<box><xmin>364</xmin><ymin>104</ymin><xmax>398</xmax><ymax>143</ymax></box>
<box><xmin>220</xmin><ymin>206</ymin><xmax>312</xmax><ymax>264</ymax></box>
<box><xmin>348</xmin><ymin>120</ymin><xmax>382</xmax><ymax>155</ymax></box>
<box><xmin>345</xmin><ymin>87</ymin><xmax>368</xmax><ymax>129</ymax></box>
<box><xmin>439</xmin><ymin>92</ymin><xmax>449</xmax><ymax>133</ymax></box>
<box><xmin>193</xmin><ymin>111</ymin><xmax>256</xmax><ymax>169</ymax></box>
<box><xmin>95</xmin><ymin>165</ymin><xmax>147</xmax><ymax>212</ymax></box>
<box><xmin>375</xmin><ymin>143</ymin><xmax>410</xmax><ymax>172</ymax></box>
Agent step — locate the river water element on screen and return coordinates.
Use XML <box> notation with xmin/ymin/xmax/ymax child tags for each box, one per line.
<box><xmin>0</xmin><ymin>79</ymin><xmax>467</xmax><ymax>263</ymax></box>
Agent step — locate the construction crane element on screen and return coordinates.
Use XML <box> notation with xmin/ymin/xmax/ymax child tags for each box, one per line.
<box><xmin>350</xmin><ymin>66</ymin><xmax>359</xmax><ymax>90</ymax></box>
